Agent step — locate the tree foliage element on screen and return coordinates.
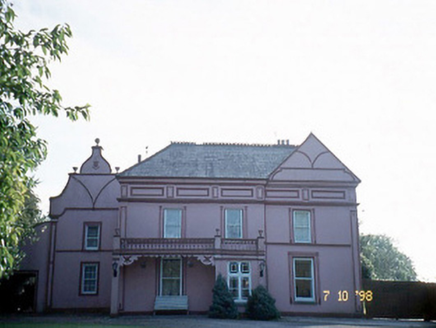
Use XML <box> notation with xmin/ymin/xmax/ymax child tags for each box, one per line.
<box><xmin>360</xmin><ymin>234</ymin><xmax>417</xmax><ymax>281</ymax></box>
<box><xmin>209</xmin><ymin>274</ymin><xmax>238</xmax><ymax>319</ymax></box>
<box><xmin>0</xmin><ymin>0</ymin><xmax>89</xmax><ymax>278</ymax></box>
<box><xmin>245</xmin><ymin>285</ymin><xmax>280</xmax><ymax>321</ymax></box>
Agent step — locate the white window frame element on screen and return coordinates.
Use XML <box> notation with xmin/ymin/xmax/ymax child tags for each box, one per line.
<box><xmin>160</xmin><ymin>258</ymin><xmax>182</xmax><ymax>296</ymax></box>
<box><xmin>293</xmin><ymin>258</ymin><xmax>315</xmax><ymax>302</ymax></box>
<box><xmin>81</xmin><ymin>263</ymin><xmax>99</xmax><ymax>295</ymax></box>
<box><xmin>225</xmin><ymin>209</ymin><xmax>243</xmax><ymax>239</ymax></box>
<box><xmin>163</xmin><ymin>209</ymin><xmax>182</xmax><ymax>238</ymax></box>
<box><xmin>85</xmin><ymin>224</ymin><xmax>100</xmax><ymax>250</ymax></box>
<box><xmin>228</xmin><ymin>261</ymin><xmax>251</xmax><ymax>302</ymax></box>
<box><xmin>293</xmin><ymin>210</ymin><xmax>311</xmax><ymax>243</ymax></box>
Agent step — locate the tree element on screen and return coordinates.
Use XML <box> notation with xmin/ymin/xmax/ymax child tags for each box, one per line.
<box><xmin>360</xmin><ymin>234</ymin><xmax>417</xmax><ymax>281</ymax></box>
<box><xmin>0</xmin><ymin>0</ymin><xmax>89</xmax><ymax>279</ymax></box>
<box><xmin>245</xmin><ymin>285</ymin><xmax>280</xmax><ymax>321</ymax></box>
<box><xmin>208</xmin><ymin>274</ymin><xmax>238</xmax><ymax>319</ymax></box>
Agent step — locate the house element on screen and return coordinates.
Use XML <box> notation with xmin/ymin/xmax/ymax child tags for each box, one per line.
<box><xmin>18</xmin><ymin>134</ymin><xmax>362</xmax><ymax>316</ymax></box>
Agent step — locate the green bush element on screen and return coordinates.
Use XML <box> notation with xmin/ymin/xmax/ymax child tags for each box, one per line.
<box><xmin>245</xmin><ymin>285</ymin><xmax>280</xmax><ymax>320</ymax></box>
<box><xmin>208</xmin><ymin>274</ymin><xmax>238</xmax><ymax>319</ymax></box>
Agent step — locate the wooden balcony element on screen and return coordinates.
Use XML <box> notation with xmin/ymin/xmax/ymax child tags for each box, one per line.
<box><xmin>114</xmin><ymin>234</ymin><xmax>265</xmax><ymax>257</ymax></box>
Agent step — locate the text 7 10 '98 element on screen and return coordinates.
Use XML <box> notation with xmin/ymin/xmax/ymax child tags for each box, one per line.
<box><xmin>323</xmin><ymin>290</ymin><xmax>373</xmax><ymax>302</ymax></box>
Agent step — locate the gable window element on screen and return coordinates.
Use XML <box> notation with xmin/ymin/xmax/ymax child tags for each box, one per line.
<box><xmin>293</xmin><ymin>210</ymin><xmax>311</xmax><ymax>243</ymax></box>
<box><xmin>84</xmin><ymin>223</ymin><xmax>101</xmax><ymax>250</ymax></box>
<box><xmin>293</xmin><ymin>258</ymin><xmax>315</xmax><ymax>302</ymax></box>
<box><xmin>228</xmin><ymin>262</ymin><xmax>251</xmax><ymax>302</ymax></box>
<box><xmin>225</xmin><ymin>209</ymin><xmax>243</xmax><ymax>239</ymax></box>
<box><xmin>164</xmin><ymin>209</ymin><xmax>182</xmax><ymax>238</ymax></box>
<box><xmin>80</xmin><ymin>263</ymin><xmax>99</xmax><ymax>295</ymax></box>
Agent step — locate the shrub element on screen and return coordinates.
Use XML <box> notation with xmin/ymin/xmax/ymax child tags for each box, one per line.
<box><xmin>208</xmin><ymin>274</ymin><xmax>238</xmax><ymax>319</ymax></box>
<box><xmin>245</xmin><ymin>285</ymin><xmax>280</xmax><ymax>320</ymax></box>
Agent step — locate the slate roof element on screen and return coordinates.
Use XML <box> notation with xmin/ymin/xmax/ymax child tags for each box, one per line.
<box><xmin>119</xmin><ymin>142</ymin><xmax>296</xmax><ymax>179</ymax></box>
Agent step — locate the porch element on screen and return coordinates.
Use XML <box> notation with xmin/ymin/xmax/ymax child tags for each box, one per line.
<box><xmin>110</xmin><ymin>232</ymin><xmax>266</xmax><ymax>315</ymax></box>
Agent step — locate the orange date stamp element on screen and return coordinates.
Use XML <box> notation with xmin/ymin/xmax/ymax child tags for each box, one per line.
<box><xmin>323</xmin><ymin>290</ymin><xmax>373</xmax><ymax>302</ymax></box>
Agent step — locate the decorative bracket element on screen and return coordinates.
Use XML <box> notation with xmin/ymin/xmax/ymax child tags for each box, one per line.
<box><xmin>118</xmin><ymin>255</ymin><xmax>139</xmax><ymax>267</ymax></box>
<box><xmin>195</xmin><ymin>255</ymin><xmax>215</xmax><ymax>266</ymax></box>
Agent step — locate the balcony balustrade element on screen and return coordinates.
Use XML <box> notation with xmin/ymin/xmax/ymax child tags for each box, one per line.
<box><xmin>114</xmin><ymin>233</ymin><xmax>264</xmax><ymax>257</ymax></box>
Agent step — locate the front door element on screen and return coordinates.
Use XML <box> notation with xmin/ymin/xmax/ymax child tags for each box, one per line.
<box><xmin>160</xmin><ymin>258</ymin><xmax>182</xmax><ymax>296</ymax></box>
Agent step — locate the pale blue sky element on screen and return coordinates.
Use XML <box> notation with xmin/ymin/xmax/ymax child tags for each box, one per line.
<box><xmin>14</xmin><ymin>0</ymin><xmax>436</xmax><ymax>281</ymax></box>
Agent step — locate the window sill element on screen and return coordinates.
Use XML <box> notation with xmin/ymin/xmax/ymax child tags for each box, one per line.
<box><xmin>292</xmin><ymin>300</ymin><xmax>318</xmax><ymax>305</ymax></box>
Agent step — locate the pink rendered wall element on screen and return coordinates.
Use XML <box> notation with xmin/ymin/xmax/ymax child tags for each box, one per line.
<box><xmin>265</xmin><ymin>203</ymin><xmax>361</xmax><ymax>314</ymax></box>
<box><xmin>50</xmin><ymin>208</ymin><xmax>117</xmax><ymax>310</ymax></box>
<box><xmin>185</xmin><ymin>259</ymin><xmax>215</xmax><ymax>312</ymax></box>
<box><xmin>124</xmin><ymin>202</ymin><xmax>265</xmax><ymax>240</ymax></box>
<box><xmin>51</xmin><ymin>252</ymin><xmax>112</xmax><ymax>309</ymax></box>
<box><xmin>122</xmin><ymin>259</ymin><xmax>156</xmax><ymax>313</ymax></box>
<box><xmin>266</xmin><ymin>245</ymin><xmax>358</xmax><ymax>314</ymax></box>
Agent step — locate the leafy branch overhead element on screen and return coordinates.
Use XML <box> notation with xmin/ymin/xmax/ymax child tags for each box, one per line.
<box><xmin>0</xmin><ymin>0</ymin><xmax>90</xmax><ymax>278</ymax></box>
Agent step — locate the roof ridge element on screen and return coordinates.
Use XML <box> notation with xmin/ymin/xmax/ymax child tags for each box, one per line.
<box><xmin>170</xmin><ymin>141</ymin><xmax>197</xmax><ymax>145</ymax></box>
<box><xmin>169</xmin><ymin>142</ymin><xmax>295</xmax><ymax>147</ymax></box>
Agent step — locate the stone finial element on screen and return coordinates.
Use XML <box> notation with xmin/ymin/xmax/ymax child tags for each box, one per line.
<box><xmin>79</xmin><ymin>139</ymin><xmax>112</xmax><ymax>174</ymax></box>
<box><xmin>73</xmin><ymin>167</ymin><xmax>78</xmax><ymax>173</ymax></box>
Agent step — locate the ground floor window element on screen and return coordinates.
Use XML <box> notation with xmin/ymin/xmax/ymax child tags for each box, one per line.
<box><xmin>160</xmin><ymin>258</ymin><xmax>182</xmax><ymax>296</ymax></box>
<box><xmin>228</xmin><ymin>261</ymin><xmax>251</xmax><ymax>302</ymax></box>
<box><xmin>293</xmin><ymin>258</ymin><xmax>315</xmax><ymax>302</ymax></box>
<box><xmin>80</xmin><ymin>263</ymin><xmax>99</xmax><ymax>295</ymax></box>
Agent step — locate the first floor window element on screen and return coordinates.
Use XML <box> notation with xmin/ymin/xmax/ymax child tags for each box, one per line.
<box><xmin>293</xmin><ymin>258</ymin><xmax>315</xmax><ymax>302</ymax></box>
<box><xmin>225</xmin><ymin>209</ymin><xmax>243</xmax><ymax>239</ymax></box>
<box><xmin>84</xmin><ymin>223</ymin><xmax>101</xmax><ymax>250</ymax></box>
<box><xmin>161</xmin><ymin>258</ymin><xmax>182</xmax><ymax>296</ymax></box>
<box><xmin>228</xmin><ymin>262</ymin><xmax>251</xmax><ymax>301</ymax></box>
<box><xmin>293</xmin><ymin>210</ymin><xmax>311</xmax><ymax>243</ymax></box>
<box><xmin>81</xmin><ymin>263</ymin><xmax>99</xmax><ymax>295</ymax></box>
<box><xmin>164</xmin><ymin>209</ymin><xmax>182</xmax><ymax>238</ymax></box>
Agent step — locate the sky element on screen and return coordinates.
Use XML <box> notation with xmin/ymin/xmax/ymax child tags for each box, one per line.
<box><xmin>13</xmin><ymin>0</ymin><xmax>436</xmax><ymax>281</ymax></box>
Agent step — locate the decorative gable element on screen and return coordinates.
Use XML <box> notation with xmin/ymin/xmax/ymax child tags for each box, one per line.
<box><xmin>80</xmin><ymin>138</ymin><xmax>112</xmax><ymax>174</ymax></box>
<box><xmin>269</xmin><ymin>134</ymin><xmax>360</xmax><ymax>183</ymax></box>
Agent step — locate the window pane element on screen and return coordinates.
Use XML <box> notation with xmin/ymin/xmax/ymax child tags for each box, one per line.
<box><xmin>161</xmin><ymin>259</ymin><xmax>181</xmax><ymax>296</ymax></box>
<box><xmin>293</xmin><ymin>211</ymin><xmax>311</xmax><ymax>243</ymax></box>
<box><xmin>294</xmin><ymin>227</ymin><xmax>310</xmax><ymax>243</ymax></box>
<box><xmin>82</xmin><ymin>264</ymin><xmax>98</xmax><ymax>294</ymax></box>
<box><xmin>86</xmin><ymin>239</ymin><xmax>98</xmax><ymax>248</ymax></box>
<box><xmin>229</xmin><ymin>262</ymin><xmax>238</xmax><ymax>273</ymax></box>
<box><xmin>295</xmin><ymin>259</ymin><xmax>313</xmax><ymax>278</ymax></box>
<box><xmin>241</xmin><ymin>262</ymin><xmax>250</xmax><ymax>274</ymax></box>
<box><xmin>225</xmin><ymin>209</ymin><xmax>242</xmax><ymax>238</ymax></box>
<box><xmin>229</xmin><ymin>277</ymin><xmax>239</xmax><ymax>298</ymax></box>
<box><xmin>87</xmin><ymin>226</ymin><xmax>99</xmax><ymax>237</ymax></box>
<box><xmin>164</xmin><ymin>209</ymin><xmax>181</xmax><ymax>238</ymax></box>
<box><xmin>162</xmin><ymin>279</ymin><xmax>180</xmax><ymax>296</ymax></box>
<box><xmin>85</xmin><ymin>225</ymin><xmax>100</xmax><ymax>249</ymax></box>
<box><xmin>295</xmin><ymin>279</ymin><xmax>313</xmax><ymax>298</ymax></box>
<box><xmin>162</xmin><ymin>259</ymin><xmax>181</xmax><ymax>278</ymax></box>
<box><xmin>241</xmin><ymin>277</ymin><xmax>250</xmax><ymax>289</ymax></box>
